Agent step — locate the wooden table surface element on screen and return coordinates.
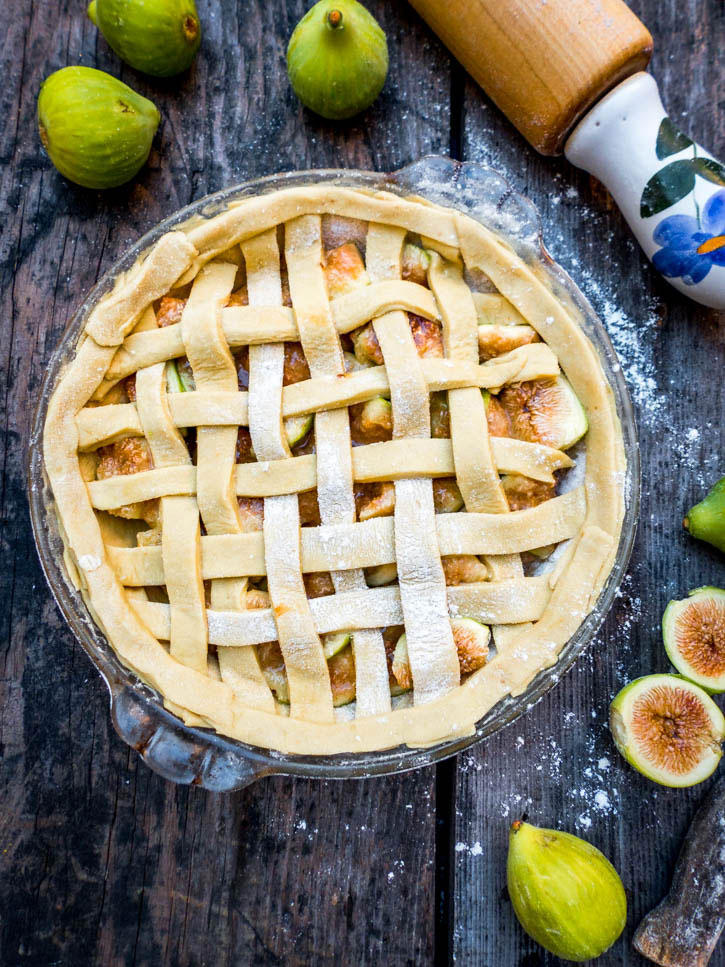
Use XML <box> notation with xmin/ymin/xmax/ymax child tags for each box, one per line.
<box><xmin>2</xmin><ymin>0</ymin><xmax>724</xmax><ymax>964</ymax></box>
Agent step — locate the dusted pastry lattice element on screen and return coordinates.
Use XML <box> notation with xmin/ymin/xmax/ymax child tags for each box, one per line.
<box><xmin>44</xmin><ymin>186</ymin><xmax>625</xmax><ymax>754</ymax></box>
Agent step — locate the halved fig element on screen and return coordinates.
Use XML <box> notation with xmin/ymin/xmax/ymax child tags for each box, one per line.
<box><xmin>401</xmin><ymin>243</ymin><xmax>431</xmax><ymax>285</ymax></box>
<box><xmin>324</xmin><ymin>242</ymin><xmax>369</xmax><ymax>297</ymax></box>
<box><xmin>350</xmin><ymin>396</ymin><xmax>392</xmax><ymax>443</ymax></box>
<box><xmin>392</xmin><ymin>618</ymin><xmax>489</xmax><ymax>690</ymax></box>
<box><xmin>433</xmin><ymin>478</ymin><xmax>463</xmax><ymax>514</ymax></box>
<box><xmin>441</xmin><ymin>555</ymin><xmax>489</xmax><ymax>585</ymax></box>
<box><xmin>430</xmin><ymin>391</ymin><xmax>450</xmax><ymax>438</ymax></box>
<box><xmin>165</xmin><ymin>359</ymin><xmax>187</xmax><ymax>393</ymax></box>
<box><xmin>408</xmin><ymin>313</ymin><xmax>444</xmax><ymax>358</ymax></box>
<box><xmin>258</xmin><ymin>642</ymin><xmax>290</xmax><ymax>704</ymax></box>
<box><xmin>609</xmin><ymin>674</ymin><xmax>725</xmax><ymax>787</ymax></box>
<box><xmin>328</xmin><ymin>646</ymin><xmax>356</xmax><ymax>707</ymax></box>
<box><xmin>501</xmin><ymin>473</ymin><xmax>556</xmax><ymax>512</ymax></box>
<box><xmin>170</xmin><ymin>357</ymin><xmax>195</xmax><ymax>392</ymax></box>
<box><xmin>322</xmin><ymin>631</ymin><xmax>351</xmax><ymax>659</ymax></box>
<box><xmin>391</xmin><ymin>632</ymin><xmax>412</xmax><ymax>691</ymax></box>
<box><xmin>355</xmin><ymin>481</ymin><xmax>395</xmax><ymax>521</ymax></box>
<box><xmin>498</xmin><ymin>376</ymin><xmax>588</xmax><ymax>450</ymax></box>
<box><xmin>364</xmin><ymin>562</ymin><xmax>397</xmax><ymax>586</ymax></box>
<box><xmin>481</xmin><ymin>389</ymin><xmax>511</xmax><ymax>438</ymax></box>
<box><xmin>452</xmin><ymin>617</ymin><xmax>490</xmax><ymax>675</ymax></box>
<box><xmin>477</xmin><ymin>324</ymin><xmax>539</xmax><ymax>361</ymax></box>
<box><xmin>350</xmin><ymin>322</ymin><xmax>383</xmax><ymax>366</ymax></box>
<box><xmin>663</xmin><ymin>588</ymin><xmax>725</xmax><ymax>693</ymax></box>
<box><xmin>473</xmin><ymin>292</ymin><xmax>527</xmax><ymax>327</ymax></box>
<box><xmin>284</xmin><ymin>413</ymin><xmax>313</xmax><ymax>447</ymax></box>
<box><xmin>344</xmin><ymin>350</ymin><xmax>369</xmax><ymax>372</ymax></box>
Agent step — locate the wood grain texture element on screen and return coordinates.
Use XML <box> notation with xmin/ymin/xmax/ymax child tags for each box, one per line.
<box><xmin>0</xmin><ymin>0</ymin><xmax>723</xmax><ymax>965</ymax></box>
<box><xmin>452</xmin><ymin>0</ymin><xmax>725</xmax><ymax>963</ymax></box>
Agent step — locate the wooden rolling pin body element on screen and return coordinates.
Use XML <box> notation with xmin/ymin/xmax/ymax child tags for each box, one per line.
<box><xmin>409</xmin><ymin>0</ymin><xmax>653</xmax><ymax>154</ymax></box>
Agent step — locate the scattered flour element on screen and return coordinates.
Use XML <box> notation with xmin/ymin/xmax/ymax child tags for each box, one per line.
<box><xmin>455</xmin><ymin>841</ymin><xmax>484</xmax><ymax>856</ymax></box>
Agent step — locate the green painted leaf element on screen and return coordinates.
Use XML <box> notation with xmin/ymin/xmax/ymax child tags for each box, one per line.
<box><xmin>655</xmin><ymin>117</ymin><xmax>693</xmax><ymax>160</ymax></box>
<box><xmin>640</xmin><ymin>160</ymin><xmax>696</xmax><ymax>218</ymax></box>
<box><xmin>692</xmin><ymin>157</ymin><xmax>725</xmax><ymax>187</ymax></box>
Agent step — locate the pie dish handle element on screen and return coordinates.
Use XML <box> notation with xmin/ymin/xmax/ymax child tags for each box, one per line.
<box><xmin>109</xmin><ymin>684</ymin><xmax>277</xmax><ymax>790</ymax></box>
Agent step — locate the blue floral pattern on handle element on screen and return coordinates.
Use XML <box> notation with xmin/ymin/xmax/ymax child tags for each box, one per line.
<box><xmin>652</xmin><ymin>190</ymin><xmax>725</xmax><ymax>285</ymax></box>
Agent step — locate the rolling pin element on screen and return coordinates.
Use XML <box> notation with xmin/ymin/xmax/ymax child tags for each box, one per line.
<box><xmin>633</xmin><ymin>777</ymin><xmax>725</xmax><ymax>966</ymax></box>
<box><xmin>408</xmin><ymin>0</ymin><xmax>725</xmax><ymax>310</ymax></box>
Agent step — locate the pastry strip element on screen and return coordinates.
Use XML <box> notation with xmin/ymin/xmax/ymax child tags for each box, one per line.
<box><xmin>180</xmin><ymin>261</ymin><xmax>274</xmax><ymax>705</ymax></box>
<box><xmin>263</xmin><ymin>497</ymin><xmax>334</xmax><ymax>720</ymax></box>
<box><xmin>428</xmin><ymin>248</ymin><xmax>529</xmax><ymax>649</ymax></box>
<box><xmin>133</xmin><ymin>360</ymin><xmax>207</xmax><ymax>674</ymax></box>
<box><xmin>81</xmin><ymin>403</ymin><xmax>572</xmax><ymax>484</ymax></box>
<box><xmin>181</xmin><ymin>261</ymin><xmax>241</xmax><ymax>534</ymax></box>
<box><xmin>129</xmin><ymin>577</ymin><xmax>551</xmax><ymax>648</ymax></box>
<box><xmin>81</xmin><ymin>342</ymin><xmax>560</xmax><ymax>447</ymax></box>
<box><xmin>86</xmin><ymin>232</ymin><xmax>197</xmax><ymax>346</ymax></box>
<box><xmin>107</xmin><ymin>487</ymin><xmax>586</xmax><ymax>584</ymax></box>
<box><xmin>180</xmin><ymin>187</ymin><xmax>461</xmax><ymax>282</ymax></box>
<box><xmin>247</xmin><ymin>226</ymin><xmax>334</xmax><ymax>721</ymax></box>
<box><xmin>88</xmin><ymin>437</ymin><xmax>576</xmax><ymax>501</ymax></box>
<box><xmin>429</xmin><ymin>253</ymin><xmax>508</xmax><ymax>513</ymax></box>
<box><xmin>367</xmin><ymin>223</ymin><xmax>459</xmax><ymax>704</ymax></box>
<box><xmin>455</xmin><ymin>213</ymin><xmax>623</xmax><ymax>549</ymax></box>
<box><xmin>221</xmin><ymin>233</ymin><xmax>282</xmax><ymax>711</ymax></box>
<box><xmin>285</xmin><ymin>215</ymin><xmax>390</xmax><ymax>717</ymax></box>
<box><xmin>102</xmin><ymin>315</ymin><xmax>556</xmax><ymax>394</ymax></box>
<box><xmin>45</xmin><ymin>338</ymin><xmax>236</xmax><ymax>734</ymax></box>
<box><xmin>99</xmin><ymin>278</ymin><xmax>438</xmax><ymax>389</ymax></box>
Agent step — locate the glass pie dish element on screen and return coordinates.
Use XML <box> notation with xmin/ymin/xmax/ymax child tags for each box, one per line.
<box><xmin>28</xmin><ymin>157</ymin><xmax>639</xmax><ymax>789</ymax></box>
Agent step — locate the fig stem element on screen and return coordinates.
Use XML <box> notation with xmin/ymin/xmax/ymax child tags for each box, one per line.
<box><xmin>327</xmin><ymin>9</ymin><xmax>343</xmax><ymax>29</ymax></box>
<box><xmin>511</xmin><ymin>819</ymin><xmax>523</xmax><ymax>833</ymax></box>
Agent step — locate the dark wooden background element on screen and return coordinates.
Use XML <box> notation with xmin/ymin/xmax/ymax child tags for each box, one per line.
<box><xmin>2</xmin><ymin>0</ymin><xmax>724</xmax><ymax>964</ymax></box>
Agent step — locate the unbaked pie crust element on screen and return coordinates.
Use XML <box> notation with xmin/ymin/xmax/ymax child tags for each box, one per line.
<box><xmin>44</xmin><ymin>186</ymin><xmax>625</xmax><ymax>755</ymax></box>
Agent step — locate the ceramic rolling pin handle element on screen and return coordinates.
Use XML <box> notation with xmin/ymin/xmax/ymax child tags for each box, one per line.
<box><xmin>408</xmin><ymin>0</ymin><xmax>653</xmax><ymax>155</ymax></box>
<box><xmin>566</xmin><ymin>73</ymin><xmax>725</xmax><ymax>310</ymax></box>
<box><xmin>633</xmin><ymin>777</ymin><xmax>725</xmax><ymax>966</ymax></box>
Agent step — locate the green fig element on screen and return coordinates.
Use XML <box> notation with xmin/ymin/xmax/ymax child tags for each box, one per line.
<box><xmin>507</xmin><ymin>820</ymin><xmax>627</xmax><ymax>962</ymax></box>
<box><xmin>663</xmin><ymin>588</ymin><xmax>725</xmax><ymax>693</ymax></box>
<box><xmin>88</xmin><ymin>0</ymin><xmax>201</xmax><ymax>77</ymax></box>
<box><xmin>610</xmin><ymin>674</ymin><xmax>725</xmax><ymax>787</ymax></box>
<box><xmin>37</xmin><ymin>67</ymin><xmax>160</xmax><ymax>189</ymax></box>
<box><xmin>684</xmin><ymin>476</ymin><xmax>725</xmax><ymax>553</ymax></box>
<box><xmin>287</xmin><ymin>0</ymin><xmax>388</xmax><ymax>120</ymax></box>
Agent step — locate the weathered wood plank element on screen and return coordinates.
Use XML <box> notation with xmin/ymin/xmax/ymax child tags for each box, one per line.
<box><xmin>0</xmin><ymin>1</ymin><xmax>450</xmax><ymax>964</ymax></box>
<box><xmin>452</xmin><ymin>0</ymin><xmax>725</xmax><ymax>963</ymax></box>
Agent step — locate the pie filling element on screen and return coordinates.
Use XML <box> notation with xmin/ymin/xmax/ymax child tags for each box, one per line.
<box><xmin>44</xmin><ymin>186</ymin><xmax>625</xmax><ymax>754</ymax></box>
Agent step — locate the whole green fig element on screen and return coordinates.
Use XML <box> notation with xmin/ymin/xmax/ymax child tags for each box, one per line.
<box><xmin>37</xmin><ymin>67</ymin><xmax>160</xmax><ymax>189</ymax></box>
<box><xmin>507</xmin><ymin>820</ymin><xmax>627</xmax><ymax>962</ymax></box>
<box><xmin>287</xmin><ymin>0</ymin><xmax>388</xmax><ymax>120</ymax></box>
<box><xmin>684</xmin><ymin>476</ymin><xmax>725</xmax><ymax>553</ymax></box>
<box><xmin>88</xmin><ymin>0</ymin><xmax>201</xmax><ymax>77</ymax></box>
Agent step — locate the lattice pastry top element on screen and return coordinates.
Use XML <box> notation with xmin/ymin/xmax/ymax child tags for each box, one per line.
<box><xmin>44</xmin><ymin>185</ymin><xmax>625</xmax><ymax>755</ymax></box>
